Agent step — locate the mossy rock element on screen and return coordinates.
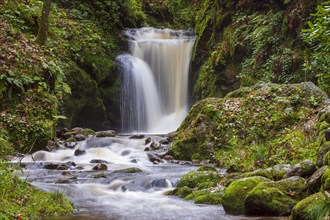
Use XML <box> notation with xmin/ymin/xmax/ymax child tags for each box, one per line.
<box><xmin>321</xmin><ymin>167</ymin><xmax>330</xmax><ymax>191</ymax></box>
<box><xmin>325</xmin><ymin>111</ymin><xmax>330</xmax><ymax>124</ymax></box>
<box><xmin>317</xmin><ymin>141</ymin><xmax>330</xmax><ymax>167</ymax></box>
<box><xmin>291</xmin><ymin>192</ymin><xmax>327</xmax><ymax>220</ymax></box>
<box><xmin>185</xmin><ymin>189</ymin><xmax>224</xmax><ymax>205</ymax></box>
<box><xmin>113</xmin><ymin>168</ymin><xmax>143</xmax><ymax>173</ymax></box>
<box><xmin>242</xmin><ymin>164</ymin><xmax>292</xmax><ymax>181</ymax></box>
<box><xmin>197</xmin><ymin>165</ymin><xmax>218</xmax><ymax>172</ymax></box>
<box><xmin>222</xmin><ymin>176</ymin><xmax>271</xmax><ymax>215</ymax></box>
<box><xmin>307</xmin><ymin>166</ymin><xmax>328</xmax><ymax>193</ymax></box>
<box><xmin>323</xmin><ymin>151</ymin><xmax>330</xmax><ymax>166</ymax></box>
<box><xmin>176</xmin><ymin>186</ymin><xmax>193</xmax><ymax>198</ymax></box>
<box><xmin>176</xmin><ymin>170</ymin><xmax>222</xmax><ymax>189</ymax></box>
<box><xmin>245</xmin><ymin>176</ymin><xmax>311</xmax><ymax>216</ymax></box>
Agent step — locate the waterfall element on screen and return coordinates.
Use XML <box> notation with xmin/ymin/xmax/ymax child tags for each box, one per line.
<box><xmin>118</xmin><ymin>28</ymin><xmax>196</xmax><ymax>134</ymax></box>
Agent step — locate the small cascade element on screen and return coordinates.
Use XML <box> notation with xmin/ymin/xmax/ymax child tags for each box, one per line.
<box><xmin>118</xmin><ymin>28</ymin><xmax>196</xmax><ymax>134</ymax></box>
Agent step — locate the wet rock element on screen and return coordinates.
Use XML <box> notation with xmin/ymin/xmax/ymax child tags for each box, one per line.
<box><xmin>64</xmin><ymin>142</ymin><xmax>77</xmax><ymax>149</ymax></box>
<box><xmin>291</xmin><ymin>192</ymin><xmax>327</xmax><ymax>220</ymax></box>
<box><xmin>44</xmin><ymin>162</ymin><xmax>74</xmax><ymax>170</ymax></box>
<box><xmin>130</xmin><ymin>159</ymin><xmax>138</xmax><ymax>163</ymax></box>
<box><xmin>92</xmin><ymin>164</ymin><xmax>108</xmax><ymax>171</ymax></box>
<box><xmin>317</xmin><ymin>142</ymin><xmax>330</xmax><ymax>167</ymax></box>
<box><xmin>121</xmin><ymin>150</ymin><xmax>131</xmax><ymax>156</ymax></box>
<box><xmin>74</xmin><ymin>149</ymin><xmax>86</xmax><ymax>156</ymax></box>
<box><xmin>95</xmin><ymin>130</ymin><xmax>116</xmax><ymax>137</ymax></box>
<box><xmin>74</xmin><ymin>134</ymin><xmax>86</xmax><ymax>141</ymax></box>
<box><xmin>159</xmin><ymin>139</ymin><xmax>170</xmax><ymax>145</ymax></box>
<box><xmin>144</xmin><ymin>147</ymin><xmax>151</xmax><ymax>151</ymax></box>
<box><xmin>150</xmin><ymin>141</ymin><xmax>160</xmax><ymax>150</ymax></box>
<box><xmin>307</xmin><ymin>166</ymin><xmax>328</xmax><ymax>192</ymax></box>
<box><xmin>286</xmin><ymin>160</ymin><xmax>317</xmax><ymax>178</ymax></box>
<box><xmin>55</xmin><ymin>176</ymin><xmax>77</xmax><ymax>184</ymax></box>
<box><xmin>129</xmin><ymin>134</ymin><xmax>145</xmax><ymax>139</ymax></box>
<box><xmin>176</xmin><ymin>186</ymin><xmax>193</xmax><ymax>198</ymax></box>
<box><xmin>62</xmin><ymin>171</ymin><xmax>71</xmax><ymax>176</ymax></box>
<box><xmin>145</xmin><ymin>137</ymin><xmax>152</xmax><ymax>145</ymax></box>
<box><xmin>147</xmin><ymin>153</ymin><xmax>162</xmax><ymax>164</ymax></box>
<box><xmin>326</xmin><ymin>128</ymin><xmax>330</xmax><ymax>141</ymax></box>
<box><xmin>151</xmin><ymin>178</ymin><xmax>172</xmax><ymax>188</ymax></box>
<box><xmin>113</xmin><ymin>168</ymin><xmax>143</xmax><ymax>173</ymax></box>
<box><xmin>180</xmin><ymin>161</ymin><xmax>192</xmax><ymax>165</ymax></box>
<box><xmin>56</xmin><ymin>127</ymin><xmax>68</xmax><ymax>139</ymax></box>
<box><xmin>222</xmin><ymin>176</ymin><xmax>271</xmax><ymax>215</ymax></box>
<box><xmin>93</xmin><ymin>173</ymin><xmax>107</xmax><ymax>179</ymax></box>
<box><xmin>163</xmin><ymin>155</ymin><xmax>174</xmax><ymax>160</ymax></box>
<box><xmin>44</xmin><ymin>163</ymin><xmax>60</xmax><ymax>170</ymax></box>
<box><xmin>245</xmin><ymin>176</ymin><xmax>311</xmax><ymax>216</ymax></box>
<box><xmin>90</xmin><ymin>159</ymin><xmax>110</xmax><ymax>164</ymax></box>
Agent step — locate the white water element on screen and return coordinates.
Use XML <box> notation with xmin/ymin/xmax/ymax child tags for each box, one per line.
<box><xmin>118</xmin><ymin>28</ymin><xmax>196</xmax><ymax>134</ymax></box>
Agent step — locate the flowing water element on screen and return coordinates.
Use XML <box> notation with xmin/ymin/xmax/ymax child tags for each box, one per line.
<box><xmin>118</xmin><ymin>28</ymin><xmax>195</xmax><ymax>134</ymax></box>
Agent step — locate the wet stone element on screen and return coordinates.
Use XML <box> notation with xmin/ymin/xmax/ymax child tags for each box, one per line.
<box><xmin>163</xmin><ymin>155</ymin><xmax>174</xmax><ymax>160</ymax></box>
<box><xmin>92</xmin><ymin>164</ymin><xmax>108</xmax><ymax>171</ymax></box>
<box><xmin>74</xmin><ymin>149</ymin><xmax>86</xmax><ymax>156</ymax></box>
<box><xmin>147</xmin><ymin>153</ymin><xmax>162</xmax><ymax>164</ymax></box>
<box><xmin>145</xmin><ymin>137</ymin><xmax>152</xmax><ymax>145</ymax></box>
<box><xmin>121</xmin><ymin>150</ymin><xmax>131</xmax><ymax>156</ymax></box>
<box><xmin>159</xmin><ymin>139</ymin><xmax>170</xmax><ymax>145</ymax></box>
<box><xmin>130</xmin><ymin>159</ymin><xmax>138</xmax><ymax>163</ymax></box>
<box><xmin>90</xmin><ymin>159</ymin><xmax>110</xmax><ymax>164</ymax></box>
<box><xmin>325</xmin><ymin>128</ymin><xmax>330</xmax><ymax>141</ymax></box>
<box><xmin>129</xmin><ymin>134</ymin><xmax>145</xmax><ymax>139</ymax></box>
<box><xmin>93</xmin><ymin>173</ymin><xmax>107</xmax><ymax>179</ymax></box>
<box><xmin>95</xmin><ymin>130</ymin><xmax>116</xmax><ymax>138</ymax></box>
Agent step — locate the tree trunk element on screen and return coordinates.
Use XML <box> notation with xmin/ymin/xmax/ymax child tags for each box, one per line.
<box><xmin>36</xmin><ymin>0</ymin><xmax>53</xmax><ymax>45</ymax></box>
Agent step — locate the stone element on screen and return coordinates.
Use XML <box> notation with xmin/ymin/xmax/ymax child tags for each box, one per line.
<box><xmin>129</xmin><ymin>134</ymin><xmax>145</xmax><ymax>139</ymax></box>
<box><xmin>245</xmin><ymin>176</ymin><xmax>311</xmax><ymax>216</ymax></box>
<box><xmin>286</xmin><ymin>160</ymin><xmax>317</xmax><ymax>178</ymax></box>
<box><xmin>92</xmin><ymin>164</ymin><xmax>108</xmax><ymax>171</ymax></box>
<box><xmin>74</xmin><ymin>149</ymin><xmax>86</xmax><ymax>156</ymax></box>
<box><xmin>90</xmin><ymin>159</ymin><xmax>110</xmax><ymax>164</ymax></box>
<box><xmin>95</xmin><ymin>130</ymin><xmax>116</xmax><ymax>137</ymax></box>
<box><xmin>93</xmin><ymin>173</ymin><xmax>107</xmax><ymax>179</ymax></box>
<box><xmin>321</xmin><ymin>167</ymin><xmax>330</xmax><ymax>191</ymax></box>
<box><xmin>130</xmin><ymin>159</ymin><xmax>138</xmax><ymax>163</ymax></box>
<box><xmin>163</xmin><ymin>155</ymin><xmax>174</xmax><ymax>160</ymax></box>
<box><xmin>307</xmin><ymin>166</ymin><xmax>328</xmax><ymax>192</ymax></box>
<box><xmin>242</xmin><ymin>164</ymin><xmax>292</xmax><ymax>181</ymax></box>
<box><xmin>64</xmin><ymin>142</ymin><xmax>77</xmax><ymax>149</ymax></box>
<box><xmin>291</xmin><ymin>192</ymin><xmax>327</xmax><ymax>220</ymax></box>
<box><xmin>74</xmin><ymin>134</ymin><xmax>86</xmax><ymax>141</ymax></box>
<box><xmin>150</xmin><ymin>141</ymin><xmax>160</xmax><ymax>150</ymax></box>
<box><xmin>222</xmin><ymin>176</ymin><xmax>271</xmax><ymax>215</ymax></box>
<box><xmin>324</xmin><ymin>151</ymin><xmax>330</xmax><ymax>166</ymax></box>
<box><xmin>121</xmin><ymin>150</ymin><xmax>131</xmax><ymax>156</ymax></box>
<box><xmin>159</xmin><ymin>139</ymin><xmax>170</xmax><ymax>145</ymax></box>
<box><xmin>113</xmin><ymin>168</ymin><xmax>143</xmax><ymax>173</ymax></box>
<box><xmin>147</xmin><ymin>153</ymin><xmax>162</xmax><ymax>164</ymax></box>
<box><xmin>176</xmin><ymin>186</ymin><xmax>193</xmax><ymax>198</ymax></box>
<box><xmin>326</xmin><ymin>128</ymin><xmax>330</xmax><ymax>141</ymax></box>
<box><xmin>145</xmin><ymin>137</ymin><xmax>152</xmax><ymax>145</ymax></box>
<box><xmin>317</xmin><ymin>141</ymin><xmax>330</xmax><ymax>167</ymax></box>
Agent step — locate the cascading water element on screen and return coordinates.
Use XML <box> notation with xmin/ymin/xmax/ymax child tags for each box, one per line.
<box><xmin>118</xmin><ymin>28</ymin><xmax>196</xmax><ymax>134</ymax></box>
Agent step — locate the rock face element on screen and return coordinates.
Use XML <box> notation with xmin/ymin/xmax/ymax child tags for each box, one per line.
<box><xmin>245</xmin><ymin>176</ymin><xmax>311</xmax><ymax>216</ymax></box>
<box><xmin>222</xmin><ymin>176</ymin><xmax>271</xmax><ymax>215</ymax></box>
<box><xmin>170</xmin><ymin>82</ymin><xmax>329</xmax><ymax>171</ymax></box>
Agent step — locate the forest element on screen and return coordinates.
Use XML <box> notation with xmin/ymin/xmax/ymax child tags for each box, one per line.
<box><xmin>0</xmin><ymin>0</ymin><xmax>329</xmax><ymax>219</ymax></box>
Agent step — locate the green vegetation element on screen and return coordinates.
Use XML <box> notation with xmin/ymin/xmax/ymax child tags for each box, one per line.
<box><xmin>0</xmin><ymin>161</ymin><xmax>73</xmax><ymax>219</ymax></box>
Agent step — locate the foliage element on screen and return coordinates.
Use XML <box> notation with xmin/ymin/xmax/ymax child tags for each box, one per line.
<box><xmin>170</xmin><ymin>82</ymin><xmax>327</xmax><ymax>171</ymax></box>
<box><xmin>302</xmin><ymin>2</ymin><xmax>330</xmax><ymax>94</ymax></box>
<box><xmin>0</xmin><ymin>160</ymin><xmax>73</xmax><ymax>219</ymax></box>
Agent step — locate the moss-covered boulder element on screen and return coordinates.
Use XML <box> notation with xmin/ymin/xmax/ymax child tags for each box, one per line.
<box><xmin>185</xmin><ymin>188</ymin><xmax>224</xmax><ymax>205</ymax></box>
<box><xmin>307</xmin><ymin>166</ymin><xmax>328</xmax><ymax>193</ymax></box>
<box><xmin>291</xmin><ymin>192</ymin><xmax>328</xmax><ymax>220</ymax></box>
<box><xmin>317</xmin><ymin>142</ymin><xmax>330</xmax><ymax>167</ymax></box>
<box><xmin>170</xmin><ymin>82</ymin><xmax>328</xmax><ymax>171</ymax></box>
<box><xmin>286</xmin><ymin>160</ymin><xmax>317</xmax><ymax>178</ymax></box>
<box><xmin>321</xmin><ymin>167</ymin><xmax>330</xmax><ymax>191</ymax></box>
<box><xmin>245</xmin><ymin>176</ymin><xmax>311</xmax><ymax>216</ymax></box>
<box><xmin>176</xmin><ymin>169</ymin><xmax>222</xmax><ymax>189</ymax></box>
<box><xmin>222</xmin><ymin>176</ymin><xmax>271</xmax><ymax>215</ymax></box>
<box><xmin>323</xmin><ymin>151</ymin><xmax>330</xmax><ymax>166</ymax></box>
<box><xmin>242</xmin><ymin>164</ymin><xmax>292</xmax><ymax>181</ymax></box>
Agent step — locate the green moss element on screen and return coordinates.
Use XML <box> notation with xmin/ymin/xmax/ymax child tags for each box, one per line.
<box><xmin>172</xmin><ymin>83</ymin><xmax>325</xmax><ymax>171</ymax></box>
<box><xmin>291</xmin><ymin>192</ymin><xmax>328</xmax><ymax>220</ymax></box>
<box><xmin>0</xmin><ymin>162</ymin><xmax>73</xmax><ymax>219</ymax></box>
<box><xmin>176</xmin><ymin>170</ymin><xmax>222</xmax><ymax>189</ymax></box>
<box><xmin>222</xmin><ymin>176</ymin><xmax>271</xmax><ymax>215</ymax></box>
<box><xmin>185</xmin><ymin>189</ymin><xmax>223</xmax><ymax>205</ymax></box>
<box><xmin>323</xmin><ymin>151</ymin><xmax>330</xmax><ymax>166</ymax></box>
<box><xmin>245</xmin><ymin>176</ymin><xmax>311</xmax><ymax>216</ymax></box>
<box><xmin>321</xmin><ymin>167</ymin><xmax>330</xmax><ymax>190</ymax></box>
<box><xmin>176</xmin><ymin>186</ymin><xmax>193</xmax><ymax>198</ymax></box>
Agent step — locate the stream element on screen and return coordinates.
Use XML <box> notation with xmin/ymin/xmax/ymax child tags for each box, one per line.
<box><xmin>14</xmin><ymin>135</ymin><xmax>288</xmax><ymax>220</ymax></box>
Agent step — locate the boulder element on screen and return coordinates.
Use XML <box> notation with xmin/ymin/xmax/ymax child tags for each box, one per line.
<box><xmin>286</xmin><ymin>160</ymin><xmax>317</xmax><ymax>178</ymax></box>
<box><xmin>185</xmin><ymin>189</ymin><xmax>224</xmax><ymax>205</ymax></box>
<box><xmin>163</xmin><ymin>155</ymin><xmax>174</xmax><ymax>160</ymax></box>
<box><xmin>325</xmin><ymin>111</ymin><xmax>330</xmax><ymax>123</ymax></box>
<box><xmin>307</xmin><ymin>166</ymin><xmax>328</xmax><ymax>192</ymax></box>
<box><xmin>95</xmin><ymin>130</ymin><xmax>116</xmax><ymax>137</ymax></box>
<box><xmin>129</xmin><ymin>134</ymin><xmax>145</xmax><ymax>139</ymax></box>
<box><xmin>222</xmin><ymin>176</ymin><xmax>271</xmax><ymax>215</ymax></box>
<box><xmin>150</xmin><ymin>141</ymin><xmax>160</xmax><ymax>150</ymax></box>
<box><xmin>242</xmin><ymin>164</ymin><xmax>292</xmax><ymax>181</ymax></box>
<box><xmin>326</xmin><ymin>128</ymin><xmax>330</xmax><ymax>141</ymax></box>
<box><xmin>92</xmin><ymin>164</ymin><xmax>108</xmax><ymax>171</ymax></box>
<box><xmin>145</xmin><ymin>137</ymin><xmax>152</xmax><ymax>145</ymax></box>
<box><xmin>176</xmin><ymin>186</ymin><xmax>193</xmax><ymax>198</ymax></box>
<box><xmin>291</xmin><ymin>192</ymin><xmax>327</xmax><ymax>220</ymax></box>
<box><xmin>74</xmin><ymin>149</ymin><xmax>86</xmax><ymax>156</ymax></box>
<box><xmin>113</xmin><ymin>168</ymin><xmax>143</xmax><ymax>173</ymax></box>
<box><xmin>90</xmin><ymin>159</ymin><xmax>110</xmax><ymax>164</ymax></box>
<box><xmin>321</xmin><ymin>167</ymin><xmax>330</xmax><ymax>191</ymax></box>
<box><xmin>177</xmin><ymin>170</ymin><xmax>222</xmax><ymax>189</ymax></box>
<box><xmin>317</xmin><ymin>141</ymin><xmax>330</xmax><ymax>167</ymax></box>
<box><xmin>323</xmin><ymin>151</ymin><xmax>330</xmax><ymax>166</ymax></box>
<box><xmin>245</xmin><ymin>176</ymin><xmax>311</xmax><ymax>216</ymax></box>
<box><xmin>147</xmin><ymin>153</ymin><xmax>162</xmax><ymax>164</ymax></box>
